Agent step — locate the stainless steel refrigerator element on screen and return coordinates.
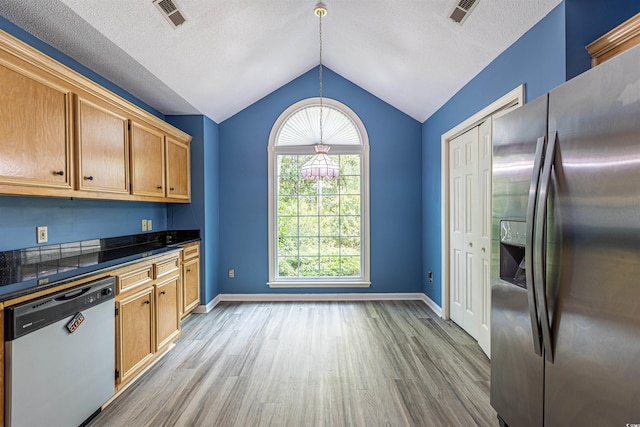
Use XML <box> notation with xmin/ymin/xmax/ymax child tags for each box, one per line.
<box><xmin>490</xmin><ymin>44</ymin><xmax>640</xmax><ymax>427</ymax></box>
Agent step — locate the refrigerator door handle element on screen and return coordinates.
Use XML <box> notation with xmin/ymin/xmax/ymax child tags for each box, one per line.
<box><xmin>525</xmin><ymin>136</ymin><xmax>546</xmax><ymax>357</ymax></box>
<box><xmin>534</xmin><ymin>131</ymin><xmax>557</xmax><ymax>363</ymax></box>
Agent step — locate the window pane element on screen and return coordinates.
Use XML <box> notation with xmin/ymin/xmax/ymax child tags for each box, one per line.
<box><xmin>320</xmin><ymin>237</ymin><xmax>340</xmax><ymax>256</ymax></box>
<box><xmin>340</xmin><ymin>215</ymin><xmax>360</xmax><ymax>237</ymax></box>
<box><xmin>340</xmin><ymin>175</ymin><xmax>360</xmax><ymax>195</ymax></box>
<box><xmin>278</xmin><ymin>155</ymin><xmax>300</xmax><ymax>174</ymax></box>
<box><xmin>320</xmin><ymin>216</ymin><xmax>339</xmax><ymax>236</ymax></box>
<box><xmin>340</xmin><ymin>195</ymin><xmax>360</xmax><ymax>215</ymax></box>
<box><xmin>278</xmin><ymin>196</ymin><xmax>298</xmax><ymax>215</ymax></box>
<box><xmin>299</xmin><ymin>237</ymin><xmax>319</xmax><ymax>256</ymax></box>
<box><xmin>319</xmin><ymin>257</ymin><xmax>341</xmax><ymax>276</ymax></box>
<box><xmin>278</xmin><ymin>237</ymin><xmax>298</xmax><ymax>256</ymax></box>
<box><xmin>341</xmin><ymin>256</ymin><xmax>361</xmax><ymax>276</ymax></box>
<box><xmin>299</xmin><ymin>195</ymin><xmax>318</xmax><ymax>215</ymax></box>
<box><xmin>319</xmin><ymin>195</ymin><xmax>339</xmax><ymax>215</ymax></box>
<box><xmin>321</xmin><ymin>178</ymin><xmax>339</xmax><ymax>194</ymax></box>
<box><xmin>299</xmin><ymin>257</ymin><xmax>320</xmax><ymax>276</ymax></box>
<box><xmin>299</xmin><ymin>216</ymin><xmax>318</xmax><ymax>236</ymax></box>
<box><xmin>278</xmin><ymin>175</ymin><xmax>299</xmax><ymax>195</ymax></box>
<box><xmin>340</xmin><ymin>155</ymin><xmax>360</xmax><ymax>175</ymax></box>
<box><xmin>341</xmin><ymin>237</ymin><xmax>360</xmax><ymax>255</ymax></box>
<box><xmin>278</xmin><ymin>216</ymin><xmax>298</xmax><ymax>237</ymax></box>
<box><xmin>278</xmin><ymin>257</ymin><xmax>299</xmax><ymax>276</ymax></box>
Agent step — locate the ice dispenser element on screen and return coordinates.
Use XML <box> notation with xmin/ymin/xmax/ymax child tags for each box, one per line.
<box><xmin>499</xmin><ymin>220</ymin><xmax>527</xmax><ymax>288</ymax></box>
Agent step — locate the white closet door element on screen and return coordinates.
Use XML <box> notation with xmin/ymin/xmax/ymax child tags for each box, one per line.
<box><xmin>449</xmin><ymin>126</ymin><xmax>480</xmax><ymax>339</ymax></box>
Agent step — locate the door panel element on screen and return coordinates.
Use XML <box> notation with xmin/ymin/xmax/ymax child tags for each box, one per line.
<box><xmin>544</xmin><ymin>47</ymin><xmax>640</xmax><ymax>427</ymax></box>
<box><xmin>477</xmin><ymin>119</ymin><xmax>492</xmax><ymax>356</ymax></box>
<box><xmin>449</xmin><ymin>127</ymin><xmax>479</xmax><ymax>339</ymax></box>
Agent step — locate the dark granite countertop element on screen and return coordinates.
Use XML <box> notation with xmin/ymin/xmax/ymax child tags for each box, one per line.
<box><xmin>0</xmin><ymin>230</ymin><xmax>200</xmax><ymax>302</ymax></box>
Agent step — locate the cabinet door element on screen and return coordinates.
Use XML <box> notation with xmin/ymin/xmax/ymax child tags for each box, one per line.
<box><xmin>0</xmin><ymin>61</ymin><xmax>72</xmax><ymax>189</ymax></box>
<box><xmin>116</xmin><ymin>287</ymin><xmax>154</xmax><ymax>385</ymax></box>
<box><xmin>130</xmin><ymin>121</ymin><xmax>165</xmax><ymax>197</ymax></box>
<box><xmin>182</xmin><ymin>258</ymin><xmax>200</xmax><ymax>316</ymax></box>
<box><xmin>155</xmin><ymin>277</ymin><xmax>180</xmax><ymax>351</ymax></box>
<box><xmin>76</xmin><ymin>96</ymin><xmax>129</xmax><ymax>193</ymax></box>
<box><xmin>165</xmin><ymin>136</ymin><xmax>190</xmax><ymax>200</ymax></box>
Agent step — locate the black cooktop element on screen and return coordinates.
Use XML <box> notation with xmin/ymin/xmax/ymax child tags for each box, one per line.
<box><xmin>0</xmin><ymin>230</ymin><xmax>199</xmax><ymax>301</ymax></box>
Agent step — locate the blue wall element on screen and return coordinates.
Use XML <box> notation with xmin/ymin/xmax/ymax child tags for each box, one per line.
<box><xmin>565</xmin><ymin>0</ymin><xmax>640</xmax><ymax>80</ymax></box>
<box><xmin>422</xmin><ymin>0</ymin><xmax>640</xmax><ymax>306</ymax></box>
<box><xmin>421</xmin><ymin>3</ymin><xmax>568</xmax><ymax>305</ymax></box>
<box><xmin>0</xmin><ymin>197</ymin><xmax>167</xmax><ymax>251</ymax></box>
<box><xmin>0</xmin><ymin>15</ymin><xmax>170</xmax><ymax>252</ymax></box>
<box><xmin>219</xmin><ymin>67</ymin><xmax>423</xmax><ymax>294</ymax></box>
<box><xmin>166</xmin><ymin>115</ymin><xmax>220</xmax><ymax>303</ymax></box>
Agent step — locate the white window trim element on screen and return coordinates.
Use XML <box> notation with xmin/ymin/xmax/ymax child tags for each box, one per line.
<box><xmin>267</xmin><ymin>97</ymin><xmax>370</xmax><ymax>288</ymax></box>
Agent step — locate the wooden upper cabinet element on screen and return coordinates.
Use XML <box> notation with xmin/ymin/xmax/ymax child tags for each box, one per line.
<box><xmin>0</xmin><ymin>60</ymin><xmax>72</xmax><ymax>190</ymax></box>
<box><xmin>587</xmin><ymin>13</ymin><xmax>640</xmax><ymax>67</ymax></box>
<box><xmin>130</xmin><ymin>121</ymin><xmax>165</xmax><ymax>197</ymax></box>
<box><xmin>76</xmin><ymin>96</ymin><xmax>129</xmax><ymax>194</ymax></box>
<box><xmin>166</xmin><ymin>136</ymin><xmax>190</xmax><ymax>200</ymax></box>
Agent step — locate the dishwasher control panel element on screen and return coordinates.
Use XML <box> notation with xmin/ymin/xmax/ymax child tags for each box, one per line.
<box><xmin>5</xmin><ymin>277</ymin><xmax>115</xmax><ymax>341</ymax></box>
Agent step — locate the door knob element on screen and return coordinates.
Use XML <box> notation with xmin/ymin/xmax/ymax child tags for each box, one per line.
<box><xmin>469</xmin><ymin>242</ymin><xmax>473</xmax><ymax>247</ymax></box>
<box><xmin>481</xmin><ymin>247</ymin><xmax>486</xmax><ymax>252</ymax></box>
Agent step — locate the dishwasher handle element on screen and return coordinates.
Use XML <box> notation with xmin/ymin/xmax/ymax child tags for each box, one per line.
<box><xmin>55</xmin><ymin>286</ymin><xmax>91</xmax><ymax>301</ymax></box>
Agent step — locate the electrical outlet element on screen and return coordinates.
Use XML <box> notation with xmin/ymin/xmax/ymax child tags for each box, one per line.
<box><xmin>228</xmin><ymin>269</ymin><xmax>235</xmax><ymax>278</ymax></box>
<box><xmin>147</xmin><ymin>219</ymin><xmax>152</xmax><ymax>231</ymax></box>
<box><xmin>36</xmin><ymin>226</ymin><xmax>48</xmax><ymax>244</ymax></box>
<box><xmin>141</xmin><ymin>219</ymin><xmax>147</xmax><ymax>231</ymax></box>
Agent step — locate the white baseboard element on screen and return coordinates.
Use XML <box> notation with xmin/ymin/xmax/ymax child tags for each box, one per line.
<box><xmin>193</xmin><ymin>293</ymin><xmax>443</xmax><ymax>316</ymax></box>
<box><xmin>216</xmin><ymin>292</ymin><xmax>427</xmax><ymax>302</ymax></box>
<box><xmin>193</xmin><ymin>294</ymin><xmax>221</xmax><ymax>314</ymax></box>
<box><xmin>418</xmin><ymin>294</ymin><xmax>443</xmax><ymax>317</ymax></box>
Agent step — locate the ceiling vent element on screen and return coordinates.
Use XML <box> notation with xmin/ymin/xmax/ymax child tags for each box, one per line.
<box><xmin>448</xmin><ymin>0</ymin><xmax>480</xmax><ymax>25</ymax></box>
<box><xmin>153</xmin><ymin>0</ymin><xmax>187</xmax><ymax>28</ymax></box>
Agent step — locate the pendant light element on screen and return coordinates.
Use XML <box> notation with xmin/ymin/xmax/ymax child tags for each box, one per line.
<box><xmin>301</xmin><ymin>4</ymin><xmax>340</xmax><ymax>181</ymax></box>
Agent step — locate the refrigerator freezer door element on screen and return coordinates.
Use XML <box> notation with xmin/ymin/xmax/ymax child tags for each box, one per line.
<box><xmin>545</xmin><ymin>45</ymin><xmax>640</xmax><ymax>426</ymax></box>
<box><xmin>491</xmin><ymin>95</ymin><xmax>548</xmax><ymax>427</ymax></box>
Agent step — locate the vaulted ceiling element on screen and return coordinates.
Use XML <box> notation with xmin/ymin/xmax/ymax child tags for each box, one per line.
<box><xmin>0</xmin><ymin>0</ymin><xmax>562</xmax><ymax>123</ymax></box>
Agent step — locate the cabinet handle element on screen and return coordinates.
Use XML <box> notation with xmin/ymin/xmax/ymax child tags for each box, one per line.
<box><xmin>84</xmin><ymin>176</ymin><xmax>94</xmax><ymax>181</ymax></box>
<box><xmin>157</xmin><ymin>185</ymin><xmax>163</xmax><ymax>189</ymax></box>
<box><xmin>53</xmin><ymin>171</ymin><xmax>64</xmax><ymax>176</ymax></box>
<box><xmin>160</xmin><ymin>291</ymin><xmax>166</xmax><ymax>295</ymax></box>
<box><xmin>144</xmin><ymin>300</ymin><xmax>151</xmax><ymax>304</ymax></box>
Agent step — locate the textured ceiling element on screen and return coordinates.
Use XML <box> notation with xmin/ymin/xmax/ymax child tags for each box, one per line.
<box><xmin>0</xmin><ymin>0</ymin><xmax>562</xmax><ymax>123</ymax></box>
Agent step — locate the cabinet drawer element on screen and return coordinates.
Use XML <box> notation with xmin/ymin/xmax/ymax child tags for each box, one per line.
<box><xmin>155</xmin><ymin>257</ymin><xmax>180</xmax><ymax>279</ymax></box>
<box><xmin>116</xmin><ymin>265</ymin><xmax>153</xmax><ymax>294</ymax></box>
<box><xmin>182</xmin><ymin>243</ymin><xmax>199</xmax><ymax>261</ymax></box>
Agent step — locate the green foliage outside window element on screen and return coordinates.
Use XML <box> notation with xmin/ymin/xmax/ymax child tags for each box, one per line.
<box><xmin>276</xmin><ymin>154</ymin><xmax>362</xmax><ymax>278</ymax></box>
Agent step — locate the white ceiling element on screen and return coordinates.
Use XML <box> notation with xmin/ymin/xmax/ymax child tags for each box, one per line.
<box><xmin>0</xmin><ymin>0</ymin><xmax>562</xmax><ymax>123</ymax></box>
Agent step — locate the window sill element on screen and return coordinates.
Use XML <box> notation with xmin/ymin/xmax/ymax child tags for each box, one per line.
<box><xmin>267</xmin><ymin>281</ymin><xmax>371</xmax><ymax>288</ymax></box>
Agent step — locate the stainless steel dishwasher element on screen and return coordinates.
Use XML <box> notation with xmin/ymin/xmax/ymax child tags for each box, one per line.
<box><xmin>5</xmin><ymin>276</ymin><xmax>116</xmax><ymax>427</ymax></box>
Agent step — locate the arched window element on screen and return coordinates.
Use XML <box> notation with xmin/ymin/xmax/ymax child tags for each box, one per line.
<box><xmin>267</xmin><ymin>98</ymin><xmax>370</xmax><ymax>287</ymax></box>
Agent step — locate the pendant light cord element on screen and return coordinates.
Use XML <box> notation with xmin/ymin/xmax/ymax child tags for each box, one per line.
<box><xmin>318</xmin><ymin>8</ymin><xmax>324</xmax><ymax>145</ymax></box>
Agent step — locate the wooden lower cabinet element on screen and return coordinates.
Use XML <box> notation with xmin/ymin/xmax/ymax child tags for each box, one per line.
<box><xmin>155</xmin><ymin>276</ymin><xmax>181</xmax><ymax>351</ymax></box>
<box><xmin>114</xmin><ymin>252</ymin><xmax>181</xmax><ymax>390</ymax></box>
<box><xmin>180</xmin><ymin>242</ymin><xmax>201</xmax><ymax>319</ymax></box>
<box><xmin>116</xmin><ymin>286</ymin><xmax>155</xmax><ymax>386</ymax></box>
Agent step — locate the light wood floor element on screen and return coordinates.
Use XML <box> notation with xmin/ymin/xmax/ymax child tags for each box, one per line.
<box><xmin>90</xmin><ymin>301</ymin><xmax>496</xmax><ymax>427</ymax></box>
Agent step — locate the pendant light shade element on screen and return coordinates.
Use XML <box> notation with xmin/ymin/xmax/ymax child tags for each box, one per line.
<box><xmin>301</xmin><ymin>144</ymin><xmax>340</xmax><ymax>180</ymax></box>
<box><xmin>301</xmin><ymin>4</ymin><xmax>340</xmax><ymax>181</ymax></box>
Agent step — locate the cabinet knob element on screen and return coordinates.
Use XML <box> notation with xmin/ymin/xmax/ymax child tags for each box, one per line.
<box><xmin>170</xmin><ymin>187</ymin><xmax>175</xmax><ymax>191</ymax></box>
<box><xmin>469</xmin><ymin>242</ymin><xmax>473</xmax><ymax>247</ymax></box>
<box><xmin>84</xmin><ymin>176</ymin><xmax>94</xmax><ymax>181</ymax></box>
<box><xmin>186</xmin><ymin>269</ymin><xmax>191</xmax><ymax>273</ymax></box>
<box><xmin>53</xmin><ymin>171</ymin><xmax>64</xmax><ymax>176</ymax></box>
<box><xmin>144</xmin><ymin>300</ymin><xmax>151</xmax><ymax>304</ymax></box>
<box><xmin>157</xmin><ymin>185</ymin><xmax>163</xmax><ymax>189</ymax></box>
<box><xmin>160</xmin><ymin>291</ymin><xmax>166</xmax><ymax>295</ymax></box>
